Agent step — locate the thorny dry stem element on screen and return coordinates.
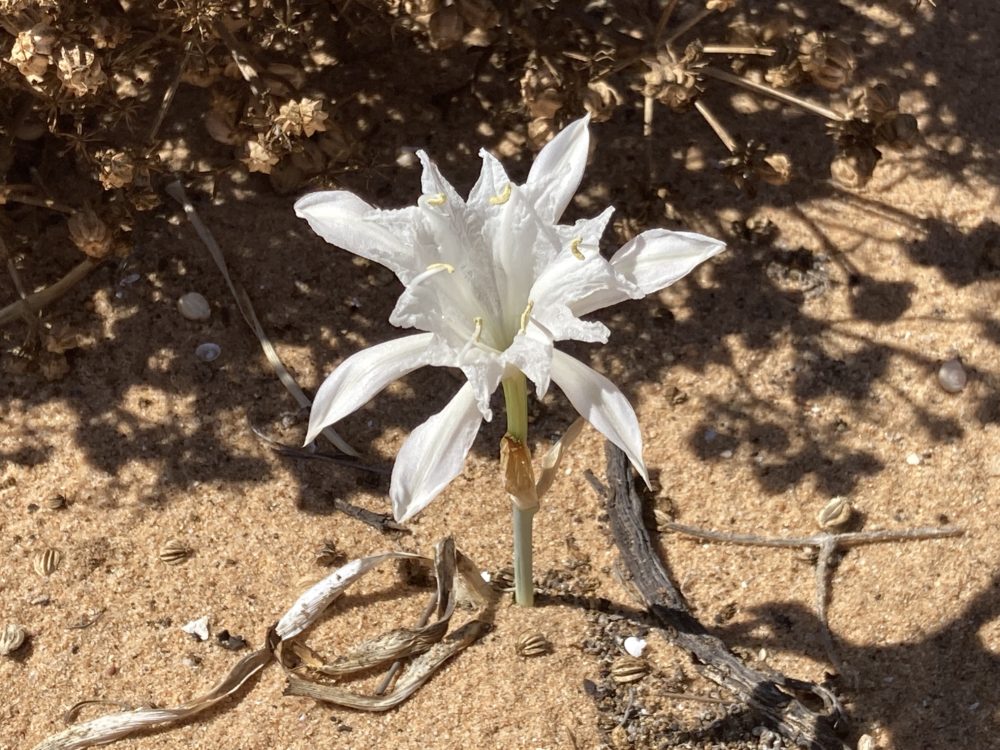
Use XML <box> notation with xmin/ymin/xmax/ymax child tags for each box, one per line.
<box><xmin>658</xmin><ymin>519</ymin><xmax>964</xmax><ymax>674</ymax></box>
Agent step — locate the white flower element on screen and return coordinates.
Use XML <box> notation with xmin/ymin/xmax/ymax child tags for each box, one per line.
<box><xmin>296</xmin><ymin>116</ymin><xmax>725</xmax><ymax>522</ymax></box>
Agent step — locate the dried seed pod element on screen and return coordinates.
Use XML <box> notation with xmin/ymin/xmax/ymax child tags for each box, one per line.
<box><xmin>33</xmin><ymin>548</ymin><xmax>62</xmax><ymax>577</ymax></box>
<box><xmin>159</xmin><ymin>539</ymin><xmax>191</xmax><ymax>565</ymax></box>
<box><xmin>583</xmin><ymin>80</ymin><xmax>623</xmax><ymax>123</ymax></box>
<box><xmin>611</xmin><ymin>655</ymin><xmax>649</xmax><ymax>683</ymax></box>
<box><xmin>816</xmin><ymin>496</ymin><xmax>852</xmax><ymax>530</ymax></box>
<box><xmin>276</xmin><ymin>98</ymin><xmax>330</xmax><ymax>138</ymax></box>
<box><xmin>95</xmin><ymin>149</ymin><xmax>136</xmax><ymax>189</ymax></box>
<box><xmin>643</xmin><ymin>46</ymin><xmax>706</xmax><ymax>111</ymax></box>
<box><xmin>242</xmin><ymin>137</ymin><xmax>281</xmax><ymax>174</ymax></box>
<box><xmin>798</xmin><ymin>32</ymin><xmax>855</xmax><ymax>90</ymax></box>
<box><xmin>877</xmin><ymin>113</ymin><xmax>920</xmax><ymax>149</ymax></box>
<box><xmin>0</xmin><ymin>624</ymin><xmax>27</xmax><ymax>656</ymax></box>
<box><xmin>68</xmin><ymin>207</ymin><xmax>113</xmax><ymax>259</ymax></box>
<box><xmin>55</xmin><ymin>44</ymin><xmax>107</xmax><ymax>97</ymax></box>
<box><xmin>516</xmin><ymin>632</ymin><xmax>552</xmax><ymax>657</ymax></box>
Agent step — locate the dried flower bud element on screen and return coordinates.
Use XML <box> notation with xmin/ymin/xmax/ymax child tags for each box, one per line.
<box><xmin>798</xmin><ymin>32</ymin><xmax>855</xmax><ymax>90</ymax></box>
<box><xmin>242</xmin><ymin>137</ymin><xmax>281</xmax><ymax>174</ymax></box>
<box><xmin>56</xmin><ymin>44</ymin><xmax>107</xmax><ymax>97</ymax></box>
<box><xmin>831</xmin><ymin>145</ymin><xmax>880</xmax><ymax>189</ymax></box>
<box><xmin>276</xmin><ymin>98</ymin><xmax>329</xmax><ymax>138</ymax></box>
<box><xmin>583</xmin><ymin>80</ymin><xmax>623</xmax><ymax>122</ymax></box>
<box><xmin>95</xmin><ymin>149</ymin><xmax>136</xmax><ymax>189</ymax></box>
<box><xmin>68</xmin><ymin>207</ymin><xmax>113</xmax><ymax>258</ymax></box>
<box><xmin>456</xmin><ymin>0</ymin><xmax>499</xmax><ymax>29</ymax></box>
<box><xmin>427</xmin><ymin>5</ymin><xmax>464</xmax><ymax>49</ymax></box>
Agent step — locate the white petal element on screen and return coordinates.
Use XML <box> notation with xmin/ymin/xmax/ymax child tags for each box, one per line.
<box><xmin>391</xmin><ymin>382</ymin><xmax>484</xmax><ymax>522</ymax></box>
<box><xmin>468</xmin><ymin>148</ymin><xmax>512</xmax><ymax>211</ymax></box>
<box><xmin>549</xmin><ymin>349</ymin><xmax>650</xmax><ymax>486</ymax></box>
<box><xmin>533</xmin><ymin>247</ymin><xmax>638</xmax><ymax>323</ymax></box>
<box><xmin>295</xmin><ymin>191</ymin><xmax>423</xmax><ymax>281</ymax></box>
<box><xmin>417</xmin><ymin>150</ymin><xmax>466</xmax><ymax>206</ymax></box>
<box><xmin>525</xmin><ymin>115</ymin><xmax>591</xmax><ymax>223</ymax></box>
<box><xmin>610</xmin><ymin>228</ymin><xmax>726</xmax><ymax>297</ymax></box>
<box><xmin>305</xmin><ymin>333</ymin><xmax>434</xmax><ymax>444</ymax></box>
<box><xmin>505</xmin><ymin>329</ymin><xmax>554</xmax><ymax>398</ymax></box>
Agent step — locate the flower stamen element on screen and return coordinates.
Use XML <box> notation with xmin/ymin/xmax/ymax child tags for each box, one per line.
<box><xmin>472</xmin><ymin>316</ymin><xmax>483</xmax><ymax>343</ymax></box>
<box><xmin>489</xmin><ymin>182</ymin><xmax>513</xmax><ymax>206</ymax></box>
<box><xmin>426</xmin><ymin>193</ymin><xmax>446</xmax><ymax>206</ymax></box>
<box><xmin>426</xmin><ymin>262</ymin><xmax>455</xmax><ymax>273</ymax></box>
<box><xmin>570</xmin><ymin>237</ymin><xmax>584</xmax><ymax>260</ymax></box>
<box><xmin>519</xmin><ymin>300</ymin><xmax>534</xmax><ymax>334</ymax></box>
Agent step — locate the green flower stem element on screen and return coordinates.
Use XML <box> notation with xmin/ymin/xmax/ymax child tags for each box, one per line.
<box><xmin>502</xmin><ymin>372</ymin><xmax>534</xmax><ymax>607</ymax></box>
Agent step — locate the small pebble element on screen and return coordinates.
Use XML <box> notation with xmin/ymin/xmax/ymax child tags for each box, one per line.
<box><xmin>195</xmin><ymin>342</ymin><xmax>221</xmax><ymax>362</ymax></box>
<box><xmin>181</xmin><ymin>616</ymin><xmax>210</xmax><ymax>641</ymax></box>
<box><xmin>720</xmin><ymin>449</ymin><xmax>733</xmax><ymax>459</ymax></box>
<box><xmin>623</xmin><ymin>636</ymin><xmax>647</xmax><ymax>658</ymax></box>
<box><xmin>178</xmin><ymin>292</ymin><xmax>211</xmax><ymax>321</ymax></box>
<box><xmin>905</xmin><ymin>452</ymin><xmax>921</xmax><ymax>466</ymax></box>
<box><xmin>937</xmin><ymin>358</ymin><xmax>967</xmax><ymax>393</ymax></box>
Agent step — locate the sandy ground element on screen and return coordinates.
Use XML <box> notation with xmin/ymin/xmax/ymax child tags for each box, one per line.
<box><xmin>2</xmin><ymin>3</ymin><xmax>1000</xmax><ymax>749</ymax></box>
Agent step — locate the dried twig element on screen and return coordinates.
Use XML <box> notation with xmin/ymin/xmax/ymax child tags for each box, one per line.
<box><xmin>601</xmin><ymin>443</ymin><xmax>849</xmax><ymax>750</ymax></box>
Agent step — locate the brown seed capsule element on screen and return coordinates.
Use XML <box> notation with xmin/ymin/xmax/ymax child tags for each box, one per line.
<box><xmin>0</xmin><ymin>624</ymin><xmax>27</xmax><ymax>656</ymax></box>
<box><xmin>33</xmin><ymin>548</ymin><xmax>62</xmax><ymax>577</ymax></box>
<box><xmin>159</xmin><ymin>539</ymin><xmax>191</xmax><ymax>565</ymax></box>
<box><xmin>516</xmin><ymin>632</ymin><xmax>552</xmax><ymax>657</ymax></box>
<box><xmin>611</xmin><ymin>655</ymin><xmax>649</xmax><ymax>683</ymax></box>
<box><xmin>315</xmin><ymin>541</ymin><xmax>343</xmax><ymax>567</ymax></box>
<box><xmin>798</xmin><ymin>32</ymin><xmax>855</xmax><ymax>90</ymax></box>
<box><xmin>68</xmin><ymin>207</ymin><xmax>113</xmax><ymax>259</ymax></box>
<box><xmin>816</xmin><ymin>496</ymin><xmax>852</xmax><ymax>531</ymax></box>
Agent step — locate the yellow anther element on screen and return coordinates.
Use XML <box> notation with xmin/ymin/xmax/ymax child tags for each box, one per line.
<box><xmin>472</xmin><ymin>317</ymin><xmax>483</xmax><ymax>343</ymax></box>
<box><xmin>570</xmin><ymin>237</ymin><xmax>584</xmax><ymax>260</ymax></box>
<box><xmin>426</xmin><ymin>262</ymin><xmax>455</xmax><ymax>273</ymax></box>
<box><xmin>489</xmin><ymin>182</ymin><xmax>513</xmax><ymax>206</ymax></box>
<box><xmin>519</xmin><ymin>301</ymin><xmax>534</xmax><ymax>334</ymax></box>
<box><xmin>426</xmin><ymin>193</ymin><xmax>446</xmax><ymax>206</ymax></box>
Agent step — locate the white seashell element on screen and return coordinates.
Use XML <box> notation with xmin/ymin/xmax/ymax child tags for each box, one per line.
<box><xmin>195</xmin><ymin>342</ymin><xmax>221</xmax><ymax>362</ymax></box>
<box><xmin>181</xmin><ymin>616</ymin><xmax>210</xmax><ymax>641</ymax></box>
<box><xmin>623</xmin><ymin>636</ymin><xmax>647</xmax><ymax>657</ymax></box>
<box><xmin>178</xmin><ymin>292</ymin><xmax>211</xmax><ymax>321</ymax></box>
<box><xmin>937</xmin><ymin>358</ymin><xmax>967</xmax><ymax>393</ymax></box>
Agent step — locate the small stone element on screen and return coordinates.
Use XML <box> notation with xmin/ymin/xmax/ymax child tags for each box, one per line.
<box><xmin>0</xmin><ymin>624</ymin><xmax>27</xmax><ymax>656</ymax></box>
<box><xmin>181</xmin><ymin>616</ymin><xmax>210</xmax><ymax>641</ymax></box>
<box><xmin>623</xmin><ymin>636</ymin><xmax>647</xmax><ymax>658</ymax></box>
<box><xmin>937</xmin><ymin>358</ymin><xmax>967</xmax><ymax>393</ymax></box>
<box><xmin>905</xmin><ymin>452</ymin><xmax>921</xmax><ymax>466</ymax></box>
<box><xmin>857</xmin><ymin>735</ymin><xmax>876</xmax><ymax>750</ymax></box>
<box><xmin>178</xmin><ymin>292</ymin><xmax>211</xmax><ymax>321</ymax></box>
<box><xmin>194</xmin><ymin>342</ymin><xmax>221</xmax><ymax>362</ymax></box>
